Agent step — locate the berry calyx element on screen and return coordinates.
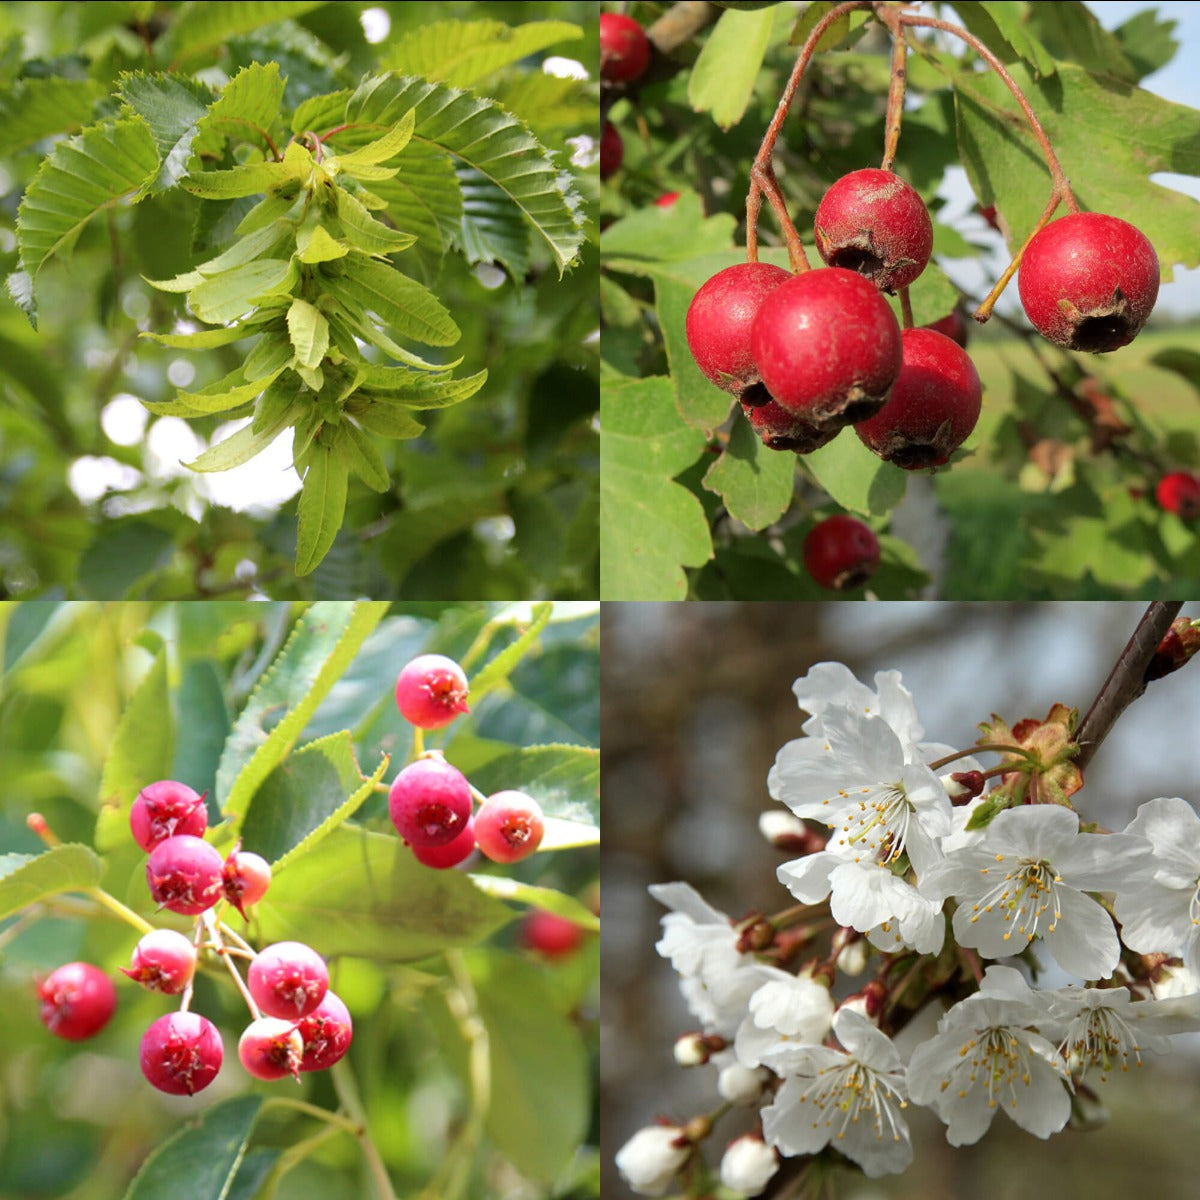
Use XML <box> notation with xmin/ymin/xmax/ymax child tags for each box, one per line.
<box><xmin>247</xmin><ymin>941</ymin><xmax>329</xmax><ymax>1020</ymax></box>
<box><xmin>813</xmin><ymin>169</ymin><xmax>933</xmax><ymax>293</ymax></box>
<box><xmin>854</xmin><ymin>328</ymin><xmax>982</xmax><ymax>469</ymax></box>
<box><xmin>1155</xmin><ymin>471</ymin><xmax>1200</xmax><ymax>519</ymax></box>
<box><xmin>121</xmin><ymin>929</ymin><xmax>197</xmax><ymax>995</ymax></box>
<box><xmin>1017</xmin><ymin>212</ymin><xmax>1159</xmax><ymax>353</ymax></box>
<box><xmin>388</xmin><ymin>757</ymin><xmax>473</xmax><ymax>847</ymax></box>
<box><xmin>750</xmin><ymin>268</ymin><xmax>902</xmax><ymax>430</ymax></box>
<box><xmin>145</xmin><ymin>834</ymin><xmax>224</xmax><ymax>916</ymax></box>
<box><xmin>685</xmin><ymin>262</ymin><xmax>791</xmax><ymax>398</ymax></box>
<box><xmin>130</xmin><ymin>780</ymin><xmax>207</xmax><ymax>853</ymax></box>
<box><xmin>741</xmin><ymin>397</ymin><xmax>838</xmax><ymax>455</ymax></box>
<box><xmin>521</xmin><ymin>911</ymin><xmax>587</xmax><ymax>959</ymax></box>
<box><xmin>139</xmin><ymin>1012</ymin><xmax>223</xmax><ymax>1095</ymax></box>
<box><xmin>600</xmin><ymin>12</ymin><xmax>652</xmax><ymax>84</ymax></box>
<box><xmin>222</xmin><ymin>845</ymin><xmax>272</xmax><ymax>920</ymax></box>
<box><xmin>802</xmin><ymin>515</ymin><xmax>881</xmax><ymax>591</ymax></box>
<box><xmin>297</xmin><ymin>991</ymin><xmax>354</xmax><ymax>1072</ymax></box>
<box><xmin>473</xmin><ymin>790</ymin><xmax>546</xmax><ymax>864</ymax></box>
<box><xmin>238</xmin><ymin>1017</ymin><xmax>305</xmax><ymax>1082</ymax></box>
<box><xmin>37</xmin><ymin>962</ymin><xmax>116</xmax><ymax>1041</ymax></box>
<box><xmin>394</xmin><ymin>653</ymin><xmax>470</xmax><ymax>730</ymax></box>
<box><xmin>600</xmin><ymin>121</ymin><xmax>623</xmax><ymax>180</ymax></box>
<box><xmin>411</xmin><ymin>816</ymin><xmax>477</xmax><ymax>869</ymax></box>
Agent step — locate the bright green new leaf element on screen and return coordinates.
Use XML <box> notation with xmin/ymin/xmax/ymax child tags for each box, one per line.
<box><xmin>242</xmin><ymin>333</ymin><xmax>293</xmax><ymax>382</ymax></box>
<box><xmin>186</xmin><ymin>404</ymin><xmax>299</xmax><ymax>472</ymax></box>
<box><xmin>468</xmin><ymin>877</ymin><xmax>599</xmax><ymax>928</ymax></box>
<box><xmin>467</xmin><ymin>601</ymin><xmax>553</xmax><ymax>702</ymax></box>
<box><xmin>187</xmin><ymin>258</ymin><xmax>296</xmax><ymax>324</ymax></box>
<box><xmin>334</xmin><ymin>422</ymin><xmax>390</xmax><ymax>492</ymax></box>
<box><xmin>296</xmin><ymin>443</ymin><xmax>350</xmax><ymax>576</ymax></box>
<box><xmin>702</xmin><ymin>417</ymin><xmax>796</xmax><ymax>531</ymax></box>
<box><xmin>159</xmin><ymin>1</ymin><xmax>326</xmax><ymax>64</ymax></box>
<box><xmin>182</xmin><ymin>141</ymin><xmax>311</xmax><ymax>200</ymax></box>
<box><xmin>326</xmin><ymin>256</ymin><xmax>460</xmax><ymax>347</ymax></box>
<box><xmin>360</xmin><ymin>367</ymin><xmax>488</xmax><ymax>409</ymax></box>
<box><xmin>195</xmin><ymin>220</ymin><xmax>290</xmax><ymax>277</ymax></box>
<box><xmin>140</xmin><ymin>326</ymin><xmax>254</xmax><ymax>349</ymax></box>
<box><xmin>689</xmin><ymin>5</ymin><xmax>777</xmax><ymax>130</ymax></box>
<box><xmin>0</xmin><ymin>846</ymin><xmax>103</xmax><ymax>922</ymax></box>
<box><xmin>154</xmin><ymin>366</ymin><xmax>283</xmax><ymax>417</ymax></box>
<box><xmin>337</xmin><ymin>187</ymin><xmax>417</xmax><ymax>254</ymax></box>
<box><xmin>287</xmin><ymin>297</ymin><xmax>330</xmax><ymax>369</ymax></box>
<box><xmin>345</xmin><ymin>402</ymin><xmax>426</xmax><ymax>440</ymax></box>
<box><xmin>192</xmin><ymin>62</ymin><xmax>286</xmax><ymax>159</ymax></box>
<box><xmin>328</xmin><ymin>111</ymin><xmax>416</xmax><ymax>169</ymax></box>
<box><xmin>296</xmin><ymin>223</ymin><xmax>349</xmax><ymax>264</ymax></box>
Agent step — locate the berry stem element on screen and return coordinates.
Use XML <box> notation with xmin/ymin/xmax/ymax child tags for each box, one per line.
<box><xmin>411</xmin><ymin>726</ymin><xmax>425</xmax><ymax>759</ymax></box>
<box><xmin>264</xmin><ymin>1096</ymin><xmax>364</xmax><ymax>1137</ymax></box>
<box><xmin>972</xmin><ymin>190</ymin><xmax>1062</xmax><ymax>323</ymax></box>
<box><xmin>331</xmin><ymin>1060</ymin><xmax>398</xmax><ymax>1200</ymax></box>
<box><xmin>878</xmin><ymin>7</ymin><xmax>909</xmax><ymax>173</ymax></box>
<box><xmin>927</xmin><ymin>743</ymin><xmax>1038</xmax><ymax>770</ymax></box>
<box><xmin>202</xmin><ymin>909</ymin><xmax>262</xmax><ymax>1020</ymax></box>
<box><xmin>746</xmin><ymin>0</ymin><xmax>870</xmax><ymax>269</ymax></box>
<box><xmin>84</xmin><ymin>886</ymin><xmax>156</xmax><ymax>935</ymax></box>
<box><xmin>898</xmin><ymin>285</ymin><xmax>914</xmax><ymax>330</ymax></box>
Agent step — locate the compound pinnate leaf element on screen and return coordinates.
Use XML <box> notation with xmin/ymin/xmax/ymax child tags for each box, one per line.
<box><xmin>123</xmin><ymin>1096</ymin><xmax>263</xmax><ymax>1200</ymax></box>
<box><xmin>0</xmin><ymin>846</ymin><xmax>103</xmax><ymax>922</ymax></box>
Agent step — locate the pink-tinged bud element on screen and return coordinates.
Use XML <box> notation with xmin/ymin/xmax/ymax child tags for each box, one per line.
<box><xmin>122</xmin><ymin>929</ymin><xmax>197</xmax><ymax>994</ymax></box>
<box><xmin>673</xmin><ymin>1031</ymin><xmax>726</xmax><ymax>1067</ymax></box>
<box><xmin>838</xmin><ymin>978</ymin><xmax>888</xmax><ymax>1023</ymax></box>
<box><xmin>944</xmin><ymin>769</ymin><xmax>986</xmax><ymax>804</ymax></box>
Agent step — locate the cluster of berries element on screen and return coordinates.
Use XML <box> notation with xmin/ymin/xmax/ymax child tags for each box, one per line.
<box><xmin>37</xmin><ymin>781</ymin><xmax>351</xmax><ymax>1096</ymax></box>
<box><xmin>598</xmin><ymin>12</ymin><xmax>652</xmax><ymax>178</ymax></box>
<box><xmin>389</xmin><ymin>654</ymin><xmax>545</xmax><ymax>869</ymax></box>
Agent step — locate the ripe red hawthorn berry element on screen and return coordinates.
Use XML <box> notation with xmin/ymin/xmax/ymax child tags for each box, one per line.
<box><xmin>474</xmin><ymin>790</ymin><xmax>546</xmax><ymax>864</ymax></box>
<box><xmin>803</xmin><ymin>515</ymin><xmax>881</xmax><ymax>591</ymax></box>
<box><xmin>395</xmin><ymin>653</ymin><xmax>470</xmax><ymax>730</ymax></box>
<box><xmin>238</xmin><ymin>1017</ymin><xmax>304</xmax><ymax>1082</ymax></box>
<box><xmin>686</xmin><ymin>262</ymin><xmax>791</xmax><ymax>400</ymax></box>
<box><xmin>145</xmin><ymin>834</ymin><xmax>224</xmax><ymax>916</ymax></box>
<box><xmin>854</xmin><ymin>328</ymin><xmax>982</xmax><ymax>470</ymax></box>
<box><xmin>750</xmin><ymin>268</ymin><xmax>902</xmax><ymax>431</ymax></box>
<box><xmin>600</xmin><ymin>121</ymin><xmax>623</xmax><ymax>180</ymax></box>
<box><xmin>122</xmin><ymin>929</ymin><xmax>197</xmax><ymax>995</ymax></box>
<box><xmin>139</xmin><ymin>1011</ymin><xmax>223</xmax><ymax>1095</ymax></box>
<box><xmin>37</xmin><ymin>962</ymin><xmax>116</xmax><ymax>1041</ymax></box>
<box><xmin>297</xmin><ymin>991</ymin><xmax>354</xmax><ymax>1072</ymax></box>
<box><xmin>600</xmin><ymin>12</ymin><xmax>652</xmax><ymax>83</ymax></box>
<box><xmin>740</xmin><ymin>395</ymin><xmax>839</xmax><ymax>455</ymax></box>
<box><xmin>389</xmin><ymin>757</ymin><xmax>473</xmax><ymax>847</ymax></box>
<box><xmin>521</xmin><ymin>911</ymin><xmax>587</xmax><ymax>959</ymax></box>
<box><xmin>130</xmin><ymin>780</ymin><xmax>207</xmax><ymax>853</ymax></box>
<box><xmin>248</xmin><ymin>942</ymin><xmax>329</xmax><ymax>1020</ymax></box>
<box><xmin>1155</xmin><ymin>471</ymin><xmax>1200</xmax><ymax>519</ymax></box>
<box><xmin>655</xmin><ymin>191</ymin><xmax>682</xmax><ymax>209</ymax></box>
<box><xmin>1017</xmin><ymin>212</ymin><xmax>1159</xmax><ymax>353</ymax></box>
<box><xmin>813</xmin><ymin>169</ymin><xmax>933</xmax><ymax>293</ymax></box>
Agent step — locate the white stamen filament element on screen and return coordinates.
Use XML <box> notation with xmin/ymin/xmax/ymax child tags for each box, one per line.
<box><xmin>970</xmin><ymin>857</ymin><xmax>1063</xmax><ymax>942</ymax></box>
<box><xmin>800</xmin><ymin>1060</ymin><xmax>908</xmax><ymax>1144</ymax></box>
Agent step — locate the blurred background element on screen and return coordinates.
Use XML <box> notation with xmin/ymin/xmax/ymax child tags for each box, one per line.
<box><xmin>601</xmin><ymin>601</ymin><xmax>1200</xmax><ymax>1200</ymax></box>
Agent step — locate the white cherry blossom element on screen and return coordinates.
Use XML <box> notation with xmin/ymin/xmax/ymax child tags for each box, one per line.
<box><xmin>615</xmin><ymin>1125</ymin><xmax>692</xmax><ymax>1196</ymax></box>
<box><xmin>734</xmin><ymin>966</ymin><xmax>835</xmax><ymax>1068</ymax></box>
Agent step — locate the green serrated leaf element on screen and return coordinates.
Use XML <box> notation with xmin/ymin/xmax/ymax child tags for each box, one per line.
<box><xmin>295</xmin><ymin>442</ymin><xmax>350</xmax><ymax>575</ymax></box>
<box><xmin>157</xmin><ymin>366</ymin><xmax>283</xmax><ymax>417</ymax></box>
<box><xmin>194</xmin><ymin>219</ymin><xmax>290</xmax><ymax>277</ymax></box>
<box><xmin>345</xmin><ymin>403</ymin><xmax>425</xmax><ymax>440</ymax></box>
<box><xmin>456</xmin><ymin>163</ymin><xmax>529</xmax><ymax>277</ymax></box>
<box><xmin>287</xmin><ymin>297</ymin><xmax>330</xmax><ymax>369</ymax></box>
<box><xmin>187</xmin><ymin>258</ymin><xmax>296</xmax><ymax>324</ymax></box>
<box><xmin>161</xmin><ymin>1</ymin><xmax>326</xmax><ymax>64</ymax></box>
<box><xmin>325</xmin><ymin>256</ymin><xmax>460</xmax><ymax>347</ymax></box>
<box><xmin>336</xmin><ymin>186</ymin><xmax>417</xmax><ymax>254</ymax></box>
<box><xmin>236</xmin><ymin>189</ymin><xmax>301</xmax><ymax>235</ymax></box>
<box><xmin>192</xmin><ymin>62</ymin><xmax>286</xmax><ymax>160</ymax></box>
<box><xmin>468</xmin><ymin>602</ymin><xmax>553</xmax><ymax>703</ymax></box>
<box><xmin>140</xmin><ymin>326</ymin><xmax>254</xmax><ymax>349</ymax></box>
<box><xmin>243</xmin><ymin>333</ymin><xmax>293</xmax><ymax>382</ymax></box>
<box><xmin>803</xmin><ymin>432</ymin><xmax>908</xmax><ymax>517</ymax></box>
<box><xmin>95</xmin><ymin>647</ymin><xmax>174</xmax><ymax>852</ymax></box>
<box><xmin>329</xmin><ymin>110</ymin><xmax>416</xmax><ymax>169</ymax></box>
<box><xmin>702</xmin><ymin>417</ymin><xmax>795</xmax><ymax>531</ymax></box>
<box><xmin>0</xmin><ymin>846</ymin><xmax>104</xmax><ymax>922</ymax></box>
<box><xmin>381</xmin><ymin>19</ymin><xmax>582</xmax><ymax>90</ymax></box>
<box><xmin>467</xmin><ymin>743</ymin><xmax>598</xmax><ymax>828</ymax></box>
<box><xmin>118</xmin><ymin>71</ymin><xmax>213</xmax><ymax>194</ymax></box>
<box><xmin>688</xmin><ymin>5</ymin><xmax>777</xmax><ymax>130</ymax></box>
<box><xmin>601</xmin><ymin>376</ymin><xmax>713</xmax><ymax>599</ymax></box>
<box><xmin>0</xmin><ymin>76</ymin><xmax>107</xmax><ymax>157</ymax></box>
<box><xmin>335</xmin><ymin>421</ymin><xmax>391</xmax><ymax>492</ymax></box>
<box><xmin>359</xmin><ymin>367</ymin><xmax>487</xmax><ymax>409</ymax></box>
<box><xmin>296</xmin><ymin>223</ymin><xmax>349</xmax><ymax>264</ymax></box>
<box><xmin>183</xmin><ymin>141</ymin><xmax>310</xmax><ymax>200</ymax></box>
<box><xmin>216</xmin><ymin>602</ymin><xmax>389</xmax><ymax>821</ymax></box>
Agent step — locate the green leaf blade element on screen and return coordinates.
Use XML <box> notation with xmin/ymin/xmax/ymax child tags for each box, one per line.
<box><xmin>0</xmin><ymin>846</ymin><xmax>104</xmax><ymax>922</ymax></box>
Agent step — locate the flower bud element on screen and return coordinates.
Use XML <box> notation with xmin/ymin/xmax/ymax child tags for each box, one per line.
<box><xmin>673</xmin><ymin>1031</ymin><xmax>725</xmax><ymax>1067</ymax></box>
<box><xmin>757</xmin><ymin>811</ymin><xmax>826</xmax><ymax>855</ymax></box>
<box><xmin>719</xmin><ymin>1134</ymin><xmax>779</xmax><ymax>1197</ymax></box>
<box><xmin>1144</xmin><ymin>618</ymin><xmax>1200</xmax><ymax>683</ymax></box>
<box><xmin>615</xmin><ymin>1125</ymin><xmax>692</xmax><ymax>1197</ymax></box>
<box><xmin>942</xmin><ymin>770</ymin><xmax>985</xmax><ymax>803</ymax></box>
<box><xmin>838</xmin><ymin>979</ymin><xmax>888</xmax><ymax>1023</ymax></box>
<box><xmin>835</xmin><ymin>936</ymin><xmax>870</xmax><ymax>977</ymax></box>
<box><xmin>717</xmin><ymin>1062</ymin><xmax>772</xmax><ymax>1106</ymax></box>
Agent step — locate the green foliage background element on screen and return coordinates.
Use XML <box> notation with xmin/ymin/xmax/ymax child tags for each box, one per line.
<box><xmin>0</xmin><ymin>1</ymin><xmax>600</xmax><ymax>599</ymax></box>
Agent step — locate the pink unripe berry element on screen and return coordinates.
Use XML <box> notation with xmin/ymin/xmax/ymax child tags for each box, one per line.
<box><xmin>37</xmin><ymin>962</ymin><xmax>116</xmax><ymax>1041</ymax></box>
<box><xmin>130</xmin><ymin>780</ymin><xmax>207</xmax><ymax>853</ymax></box>
<box><xmin>411</xmin><ymin>816</ymin><xmax>477</xmax><ymax>869</ymax></box>
<box><xmin>388</xmin><ymin>757</ymin><xmax>473</xmax><ymax>847</ymax></box>
<box><xmin>520</xmin><ymin>911</ymin><xmax>587</xmax><ymax>959</ymax></box>
<box><xmin>238</xmin><ymin>1017</ymin><xmax>305</xmax><ymax>1081</ymax></box>
<box><xmin>139</xmin><ymin>1011</ymin><xmax>223</xmax><ymax>1095</ymax></box>
<box><xmin>248</xmin><ymin>942</ymin><xmax>329</xmax><ymax>1020</ymax></box>
<box><xmin>222</xmin><ymin>846</ymin><xmax>272</xmax><ymax>919</ymax></box>
<box><xmin>395</xmin><ymin>654</ymin><xmax>470</xmax><ymax>730</ymax></box>
<box><xmin>473</xmin><ymin>791</ymin><xmax>546</xmax><ymax>864</ymax></box>
<box><xmin>145</xmin><ymin>834</ymin><xmax>224</xmax><ymax>915</ymax></box>
<box><xmin>122</xmin><ymin>929</ymin><xmax>197</xmax><ymax>995</ymax></box>
<box><xmin>297</xmin><ymin>991</ymin><xmax>354</xmax><ymax>1072</ymax></box>
<box><xmin>813</xmin><ymin>168</ymin><xmax>933</xmax><ymax>293</ymax></box>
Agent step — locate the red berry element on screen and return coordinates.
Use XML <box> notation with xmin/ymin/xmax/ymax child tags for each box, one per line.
<box><xmin>600</xmin><ymin>121</ymin><xmax>623</xmax><ymax>180</ymax></box>
<box><xmin>139</xmin><ymin>1012</ymin><xmax>223</xmax><ymax>1095</ymax></box>
<box><xmin>388</xmin><ymin>757</ymin><xmax>473</xmax><ymax>848</ymax></box>
<box><xmin>854</xmin><ymin>328</ymin><xmax>982</xmax><ymax>469</ymax></box>
<box><xmin>751</xmin><ymin>268</ymin><xmax>902</xmax><ymax>431</ymax></box>
<box><xmin>37</xmin><ymin>962</ymin><xmax>116</xmax><ymax>1041</ymax></box>
<box><xmin>395</xmin><ymin>653</ymin><xmax>470</xmax><ymax>730</ymax></box>
<box><xmin>222</xmin><ymin>846</ymin><xmax>272</xmax><ymax>920</ymax></box>
<box><xmin>238</xmin><ymin>1017</ymin><xmax>304</xmax><ymax>1081</ymax></box>
<box><xmin>685</xmin><ymin>262</ymin><xmax>792</xmax><ymax>398</ymax></box>
<box><xmin>145</xmin><ymin>834</ymin><xmax>224</xmax><ymax>916</ymax></box>
<box><xmin>521</xmin><ymin>911</ymin><xmax>587</xmax><ymax>959</ymax></box>
<box><xmin>600</xmin><ymin>12</ymin><xmax>651</xmax><ymax>83</ymax></box>
<box><xmin>474</xmin><ymin>791</ymin><xmax>545</xmax><ymax>864</ymax></box>
<box><xmin>655</xmin><ymin>191</ymin><xmax>681</xmax><ymax>209</ymax></box>
<box><xmin>922</xmin><ymin>308</ymin><xmax>969</xmax><ymax>348</ymax></box>
<box><xmin>248</xmin><ymin>942</ymin><xmax>329</xmax><ymax>1020</ymax></box>
<box><xmin>1017</xmin><ymin>212</ymin><xmax>1159</xmax><ymax>353</ymax></box>
<box><xmin>411</xmin><ymin>816</ymin><xmax>477</xmax><ymax>869</ymax></box>
<box><xmin>1155</xmin><ymin>471</ymin><xmax>1200</xmax><ymax>519</ymax></box>
<box><xmin>803</xmin><ymin>515</ymin><xmax>881</xmax><ymax>591</ymax></box>
<box><xmin>297</xmin><ymin>991</ymin><xmax>354</xmax><ymax>1072</ymax></box>
<box><xmin>121</xmin><ymin>929</ymin><xmax>197</xmax><ymax>995</ymax></box>
<box><xmin>130</xmin><ymin>780</ymin><xmax>207</xmax><ymax>853</ymax></box>
<box><xmin>813</xmin><ymin>169</ymin><xmax>933</xmax><ymax>293</ymax></box>
<box><xmin>741</xmin><ymin>396</ymin><xmax>838</xmax><ymax>455</ymax></box>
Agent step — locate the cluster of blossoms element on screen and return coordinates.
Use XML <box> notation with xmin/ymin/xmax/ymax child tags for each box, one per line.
<box><xmin>617</xmin><ymin>661</ymin><xmax>1200</xmax><ymax>1196</ymax></box>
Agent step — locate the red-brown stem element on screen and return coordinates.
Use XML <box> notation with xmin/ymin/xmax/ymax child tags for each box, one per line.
<box><xmin>973</xmin><ymin>189</ymin><xmax>1061</xmax><ymax>322</ymax></box>
<box><xmin>746</xmin><ymin>0</ymin><xmax>871</xmax><ymax>267</ymax></box>
<box><xmin>878</xmin><ymin>6</ymin><xmax>909</xmax><ymax>172</ymax></box>
<box><xmin>898</xmin><ymin>286</ymin><xmax>914</xmax><ymax>329</ymax></box>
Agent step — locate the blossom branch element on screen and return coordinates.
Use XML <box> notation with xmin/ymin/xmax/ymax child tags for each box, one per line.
<box><xmin>1074</xmin><ymin>602</ymin><xmax>1184</xmax><ymax>774</ymax></box>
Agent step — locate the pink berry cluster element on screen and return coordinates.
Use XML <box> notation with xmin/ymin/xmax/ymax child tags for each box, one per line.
<box><xmin>389</xmin><ymin>654</ymin><xmax>546</xmax><ymax>869</ymax></box>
